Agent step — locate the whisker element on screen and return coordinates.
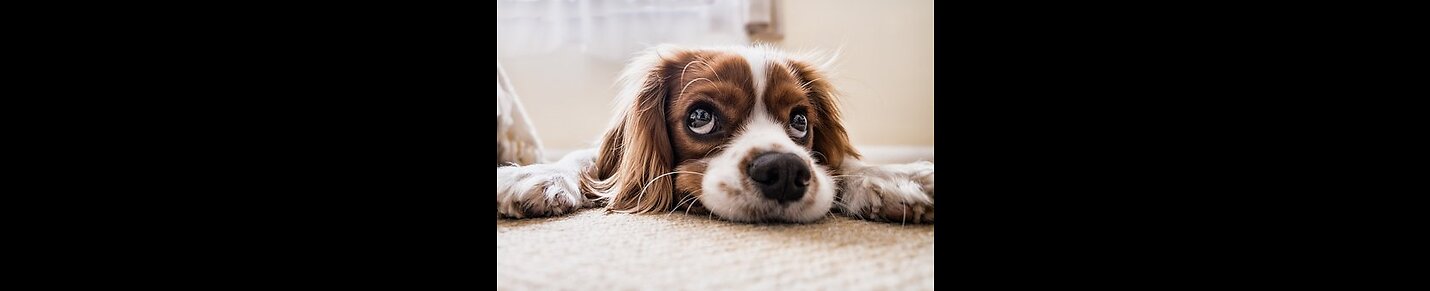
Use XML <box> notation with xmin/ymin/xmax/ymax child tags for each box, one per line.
<box><xmin>901</xmin><ymin>204</ymin><xmax>907</xmax><ymax>226</ymax></box>
<box><xmin>677</xmin><ymin>78</ymin><xmax>715</xmax><ymax>100</ymax></box>
<box><xmin>635</xmin><ymin>171</ymin><xmax>708</xmax><ymax>207</ymax></box>
<box><xmin>680</xmin><ymin>60</ymin><xmax>705</xmax><ymax>85</ymax></box>
<box><xmin>683</xmin><ymin>192</ymin><xmax>702</xmax><ymax>216</ymax></box>
<box><xmin>693</xmin><ymin>55</ymin><xmax>721</xmax><ymax>80</ymax></box>
<box><xmin>798</xmin><ymin>78</ymin><xmax>823</xmax><ymax>91</ymax></box>
<box><xmin>666</xmin><ymin>196</ymin><xmax>688</xmax><ymax>215</ymax></box>
<box><xmin>704</xmin><ymin>144</ymin><xmax>733</xmax><ymax>157</ymax></box>
<box><xmin>666</xmin><ymin>194</ymin><xmax>699</xmax><ymax>216</ymax></box>
<box><xmin>668</xmin><ymin>191</ymin><xmax>703</xmax><ymax>216</ymax></box>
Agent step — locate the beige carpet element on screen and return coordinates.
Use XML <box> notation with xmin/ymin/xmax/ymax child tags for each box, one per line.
<box><xmin>497</xmin><ymin>209</ymin><xmax>935</xmax><ymax>290</ymax></box>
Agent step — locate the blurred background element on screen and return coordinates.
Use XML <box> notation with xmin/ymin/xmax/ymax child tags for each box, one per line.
<box><xmin>498</xmin><ymin>0</ymin><xmax>933</xmax><ymax>161</ymax></box>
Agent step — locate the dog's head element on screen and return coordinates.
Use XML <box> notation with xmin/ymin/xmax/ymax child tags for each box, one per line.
<box><xmin>586</xmin><ymin>45</ymin><xmax>859</xmax><ymax>222</ymax></box>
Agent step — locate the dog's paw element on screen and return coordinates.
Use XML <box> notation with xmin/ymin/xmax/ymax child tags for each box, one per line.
<box><xmin>838</xmin><ymin>161</ymin><xmax>934</xmax><ymax>223</ymax></box>
<box><xmin>496</xmin><ymin>164</ymin><xmax>589</xmax><ymax>218</ymax></box>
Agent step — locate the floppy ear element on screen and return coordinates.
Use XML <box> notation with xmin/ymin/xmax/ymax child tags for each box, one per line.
<box><xmin>789</xmin><ymin>60</ymin><xmax>860</xmax><ymax>169</ymax></box>
<box><xmin>583</xmin><ymin>47</ymin><xmax>687</xmax><ymax>214</ymax></box>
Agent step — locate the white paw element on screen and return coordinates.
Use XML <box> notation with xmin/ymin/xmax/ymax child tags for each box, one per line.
<box><xmin>496</xmin><ymin>164</ymin><xmax>588</xmax><ymax>218</ymax></box>
<box><xmin>838</xmin><ymin>161</ymin><xmax>935</xmax><ymax>223</ymax></box>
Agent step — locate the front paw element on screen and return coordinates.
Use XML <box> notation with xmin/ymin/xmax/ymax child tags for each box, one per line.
<box><xmin>839</xmin><ymin>161</ymin><xmax>934</xmax><ymax>223</ymax></box>
<box><xmin>496</xmin><ymin>164</ymin><xmax>587</xmax><ymax>218</ymax></box>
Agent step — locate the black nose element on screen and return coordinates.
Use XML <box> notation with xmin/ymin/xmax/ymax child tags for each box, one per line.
<box><xmin>747</xmin><ymin>152</ymin><xmax>811</xmax><ymax>202</ymax></box>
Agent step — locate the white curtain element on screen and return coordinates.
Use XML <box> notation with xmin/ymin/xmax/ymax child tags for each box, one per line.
<box><xmin>497</xmin><ymin>0</ymin><xmax>758</xmax><ymax>61</ymax></box>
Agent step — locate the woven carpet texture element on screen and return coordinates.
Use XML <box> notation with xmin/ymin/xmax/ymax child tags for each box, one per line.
<box><xmin>497</xmin><ymin>209</ymin><xmax>934</xmax><ymax>290</ymax></box>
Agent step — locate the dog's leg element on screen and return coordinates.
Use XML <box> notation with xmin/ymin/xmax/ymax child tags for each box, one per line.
<box><xmin>835</xmin><ymin>159</ymin><xmax>935</xmax><ymax>223</ymax></box>
<box><xmin>497</xmin><ymin>149</ymin><xmax>599</xmax><ymax>218</ymax></box>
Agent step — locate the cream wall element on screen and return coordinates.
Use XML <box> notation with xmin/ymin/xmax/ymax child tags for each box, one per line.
<box><xmin>499</xmin><ymin>0</ymin><xmax>934</xmax><ymax>150</ymax></box>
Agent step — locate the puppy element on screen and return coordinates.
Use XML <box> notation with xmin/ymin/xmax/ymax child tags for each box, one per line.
<box><xmin>497</xmin><ymin>45</ymin><xmax>933</xmax><ymax>223</ymax></box>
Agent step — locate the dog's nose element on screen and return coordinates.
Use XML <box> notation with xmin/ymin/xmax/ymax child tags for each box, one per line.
<box><xmin>747</xmin><ymin>152</ymin><xmax>811</xmax><ymax>202</ymax></box>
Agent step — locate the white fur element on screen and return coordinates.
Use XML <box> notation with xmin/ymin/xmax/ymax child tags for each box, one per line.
<box><xmin>743</xmin><ymin>48</ymin><xmax>769</xmax><ymax>99</ymax></box>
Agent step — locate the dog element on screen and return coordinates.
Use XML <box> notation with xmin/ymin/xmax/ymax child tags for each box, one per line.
<box><xmin>497</xmin><ymin>45</ymin><xmax>933</xmax><ymax>223</ymax></box>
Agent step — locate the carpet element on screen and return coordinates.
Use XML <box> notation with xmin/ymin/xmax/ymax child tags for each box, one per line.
<box><xmin>497</xmin><ymin>209</ymin><xmax>935</xmax><ymax>290</ymax></box>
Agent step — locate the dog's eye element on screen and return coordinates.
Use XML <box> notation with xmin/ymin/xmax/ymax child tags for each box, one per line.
<box><xmin>789</xmin><ymin>114</ymin><xmax>808</xmax><ymax>138</ymax></box>
<box><xmin>688</xmin><ymin>108</ymin><xmax>715</xmax><ymax>134</ymax></box>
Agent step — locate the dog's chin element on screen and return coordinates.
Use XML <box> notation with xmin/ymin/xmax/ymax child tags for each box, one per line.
<box><xmin>696</xmin><ymin>156</ymin><xmax>837</xmax><ymax>223</ymax></box>
<box><xmin>702</xmin><ymin>196</ymin><xmax>829</xmax><ymax>223</ymax></box>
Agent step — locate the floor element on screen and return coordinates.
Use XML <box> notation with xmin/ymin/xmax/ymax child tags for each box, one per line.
<box><xmin>497</xmin><ymin>209</ymin><xmax>934</xmax><ymax>290</ymax></box>
<box><xmin>497</xmin><ymin>146</ymin><xmax>935</xmax><ymax>290</ymax></box>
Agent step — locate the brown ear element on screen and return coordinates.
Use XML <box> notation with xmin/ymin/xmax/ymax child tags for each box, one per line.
<box><xmin>583</xmin><ymin>47</ymin><xmax>686</xmax><ymax>214</ymax></box>
<box><xmin>789</xmin><ymin>61</ymin><xmax>860</xmax><ymax>169</ymax></box>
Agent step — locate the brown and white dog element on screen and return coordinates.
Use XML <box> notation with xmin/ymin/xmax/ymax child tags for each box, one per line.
<box><xmin>496</xmin><ymin>45</ymin><xmax>933</xmax><ymax>223</ymax></box>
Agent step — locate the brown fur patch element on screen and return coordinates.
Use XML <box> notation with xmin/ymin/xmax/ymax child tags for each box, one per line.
<box><xmin>666</xmin><ymin>50</ymin><xmax>758</xmax><ymax>164</ymax></box>
<box><xmin>672</xmin><ymin>162</ymin><xmax>709</xmax><ymax>214</ymax></box>
<box><xmin>762</xmin><ymin>62</ymin><xmax>817</xmax><ymax>148</ymax></box>
<box><xmin>787</xmin><ymin>61</ymin><xmax>859</xmax><ymax>169</ymax></box>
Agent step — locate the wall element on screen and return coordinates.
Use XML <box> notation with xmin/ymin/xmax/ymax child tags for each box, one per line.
<box><xmin>498</xmin><ymin>0</ymin><xmax>934</xmax><ymax>151</ymax></box>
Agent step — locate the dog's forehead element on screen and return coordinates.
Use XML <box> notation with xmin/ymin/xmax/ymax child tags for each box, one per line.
<box><xmin>728</xmin><ymin>48</ymin><xmax>803</xmax><ymax>99</ymax></box>
<box><xmin>667</xmin><ymin>50</ymin><xmax>756</xmax><ymax>112</ymax></box>
<box><xmin>672</xmin><ymin>48</ymin><xmax>801</xmax><ymax>102</ymax></box>
<box><xmin>731</xmin><ymin>48</ymin><xmax>806</xmax><ymax>118</ymax></box>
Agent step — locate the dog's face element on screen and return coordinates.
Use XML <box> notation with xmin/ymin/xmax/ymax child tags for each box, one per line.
<box><xmin>590</xmin><ymin>45</ymin><xmax>859</xmax><ymax>223</ymax></box>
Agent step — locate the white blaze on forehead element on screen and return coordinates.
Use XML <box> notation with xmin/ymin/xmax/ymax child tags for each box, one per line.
<box><xmin>739</xmin><ymin>48</ymin><xmax>769</xmax><ymax>102</ymax></box>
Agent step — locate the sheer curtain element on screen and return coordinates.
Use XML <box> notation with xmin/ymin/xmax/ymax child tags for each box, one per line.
<box><xmin>497</xmin><ymin>0</ymin><xmax>760</xmax><ymax>61</ymax></box>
